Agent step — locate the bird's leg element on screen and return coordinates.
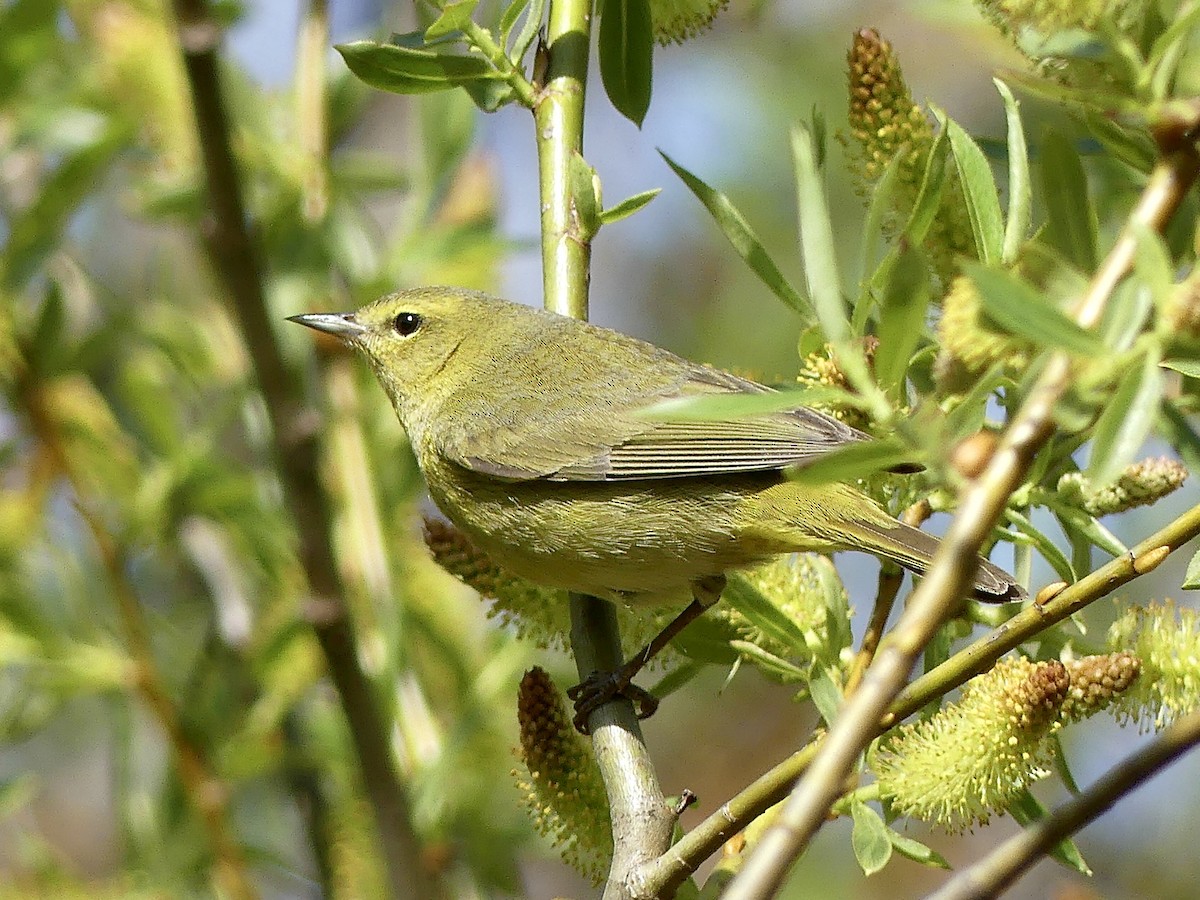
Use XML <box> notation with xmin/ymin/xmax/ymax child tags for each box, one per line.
<box><xmin>568</xmin><ymin>575</ymin><xmax>726</xmax><ymax>734</ymax></box>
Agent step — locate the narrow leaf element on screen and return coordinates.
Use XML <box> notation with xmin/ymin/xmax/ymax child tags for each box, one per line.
<box><xmin>1009</xmin><ymin>790</ymin><xmax>1092</xmax><ymax>875</ymax></box>
<box><xmin>792</xmin><ymin>123</ymin><xmax>849</xmax><ymax>341</ymax></box>
<box><xmin>1183</xmin><ymin>547</ymin><xmax>1200</xmax><ymax>590</ymax></box>
<box><xmin>1087</xmin><ymin>349</ymin><xmax>1165</xmax><ymax>486</ymax></box>
<box><xmin>789</xmin><ymin>439</ymin><xmax>918</xmax><ymax>486</ymax></box>
<box><xmin>851</xmin><ymin>801</ymin><xmax>893</xmax><ymax>876</ymax></box>
<box><xmin>1163</xmin><ymin>358</ymin><xmax>1200</xmax><ymax>377</ymax></box>
<box><xmin>337</xmin><ymin>40</ymin><xmax>496</xmax><ymax>94</ymax></box>
<box><xmin>598</xmin><ymin>0</ymin><xmax>653</xmax><ymax>127</ymax></box>
<box><xmin>568</xmin><ymin>152</ymin><xmax>602</xmax><ymax>240</ymax></box>
<box><xmin>1040</xmin><ymin>129</ymin><xmax>1099</xmax><ymax>272</ymax></box>
<box><xmin>425</xmin><ymin>0</ymin><xmax>480</xmax><ymax>39</ymax></box>
<box><xmin>941</xmin><ymin>111</ymin><xmax>1004</xmax><ymax>263</ymax></box>
<box><xmin>904</xmin><ymin>127</ymin><xmax>950</xmax><ymax>245</ymax></box>
<box><xmin>598</xmin><ymin>187</ymin><xmax>661</xmax><ymax>225</ymax></box>
<box><xmin>873</xmin><ymin>246</ymin><xmax>931</xmax><ymax>393</ymax></box>
<box><xmin>724</xmin><ymin>573</ymin><xmax>808</xmax><ymax>652</ymax></box>
<box><xmin>1005</xmin><ymin>508</ymin><xmax>1076</xmax><ymax>584</ymax></box>
<box><xmin>887</xmin><ymin>828</ymin><xmax>951</xmax><ymax>870</ymax></box>
<box><xmin>965</xmin><ymin>263</ymin><xmax>1104</xmax><ymax>356</ymax></box>
<box><xmin>808</xmin><ymin>669</ymin><xmax>843</xmax><ymax>727</ymax></box>
<box><xmin>637</xmin><ymin>386</ymin><xmax>868</xmax><ymax>422</ymax></box>
<box><xmin>995</xmin><ymin>79</ymin><xmax>1031</xmax><ymax>263</ymax></box>
<box><xmin>661</xmin><ymin>152</ymin><xmax>811</xmax><ymax>319</ymax></box>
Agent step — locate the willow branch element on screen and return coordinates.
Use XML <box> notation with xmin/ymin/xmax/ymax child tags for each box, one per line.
<box><xmin>925</xmin><ymin>709</ymin><xmax>1200</xmax><ymax>900</ymax></box>
<box><xmin>721</xmin><ymin>143</ymin><xmax>1200</xmax><ymax>900</ymax></box>
<box><xmin>170</xmin><ymin>2</ymin><xmax>430</xmax><ymax>896</ymax></box>
<box><xmin>531</xmin><ymin>0</ymin><xmax>673</xmax><ymax>896</ymax></box>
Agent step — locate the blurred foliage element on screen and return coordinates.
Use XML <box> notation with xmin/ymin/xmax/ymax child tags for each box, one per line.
<box><xmin>3</xmin><ymin>0</ymin><xmax>1200</xmax><ymax>897</ymax></box>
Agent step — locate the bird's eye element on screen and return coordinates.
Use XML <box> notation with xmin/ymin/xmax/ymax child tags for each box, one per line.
<box><xmin>393</xmin><ymin>312</ymin><xmax>422</xmax><ymax>336</ymax></box>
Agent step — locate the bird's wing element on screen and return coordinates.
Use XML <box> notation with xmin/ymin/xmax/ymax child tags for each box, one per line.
<box><xmin>443</xmin><ymin>366</ymin><xmax>869</xmax><ymax>482</ymax></box>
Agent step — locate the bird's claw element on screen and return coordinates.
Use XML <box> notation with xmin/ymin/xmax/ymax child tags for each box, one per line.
<box><xmin>567</xmin><ymin>670</ymin><xmax>659</xmax><ymax>734</ymax></box>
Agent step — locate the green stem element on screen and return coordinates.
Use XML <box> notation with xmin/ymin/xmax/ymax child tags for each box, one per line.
<box><xmin>535</xmin><ymin>0</ymin><xmax>592</xmax><ymax>317</ymax></box>
<box><xmin>460</xmin><ymin>19</ymin><xmax>538</xmax><ymax>107</ymax></box>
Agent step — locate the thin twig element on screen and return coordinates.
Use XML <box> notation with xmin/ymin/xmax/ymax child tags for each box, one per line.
<box><xmin>722</xmin><ymin>143</ymin><xmax>1200</xmax><ymax>900</ymax></box>
<box><xmin>924</xmin><ymin>709</ymin><xmax>1200</xmax><ymax>900</ymax></box>
<box><xmin>169</xmin><ymin>2</ymin><xmax>430</xmax><ymax>896</ymax></box>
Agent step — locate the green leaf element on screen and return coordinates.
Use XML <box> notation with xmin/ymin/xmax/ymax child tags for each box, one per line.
<box><xmin>856</xmin><ymin>148</ymin><xmax>905</xmax><ymax>290</ymax></box>
<box><xmin>425</xmin><ymin>0</ymin><xmax>480</xmax><ymax>39</ymax></box>
<box><xmin>850</xmin><ymin>801</ymin><xmax>892</xmax><ymax>876</ymax></box>
<box><xmin>637</xmin><ymin>386</ymin><xmax>868</xmax><ymax>422</ymax></box>
<box><xmin>1049</xmin><ymin>504</ymin><xmax>1128</xmax><ymax>557</ymax></box>
<box><xmin>887</xmin><ymin>828</ymin><xmax>950</xmax><ymax>870</ymax></box>
<box><xmin>1162</xmin><ymin>358</ymin><xmax>1200</xmax><ymax>377</ymax></box>
<box><xmin>728</xmin><ymin>641</ymin><xmax>808</xmax><ymax>682</ymax></box>
<box><xmin>995</xmin><ymin>79</ymin><xmax>1031</xmax><ymax>264</ymax></box>
<box><xmin>724</xmin><ymin>574</ymin><xmax>808</xmax><ymax>653</ymax></box>
<box><xmin>1087</xmin><ymin>348</ymin><xmax>1165</xmax><ymax>486</ymax></box>
<box><xmin>508</xmin><ymin>0</ymin><xmax>546</xmax><ymax>62</ymax></box>
<box><xmin>598</xmin><ymin>187</ymin><xmax>661</xmax><ymax>225</ymax></box>
<box><xmin>1130</xmin><ymin>222</ymin><xmax>1175</xmax><ymax>315</ymax></box>
<box><xmin>808</xmin><ymin>668</ymin><xmax>843</xmax><ymax>727</ymax></box>
<box><xmin>873</xmin><ymin>246</ymin><xmax>931</xmax><ymax>393</ymax></box>
<box><xmin>598</xmin><ymin>0</ymin><xmax>653</xmax><ymax>127</ymax></box>
<box><xmin>499</xmin><ymin>0</ymin><xmax>528</xmax><ymax>43</ymax></box>
<box><xmin>568</xmin><ymin>152</ymin><xmax>602</xmax><ymax>240</ymax></box>
<box><xmin>1005</xmin><ymin>508</ymin><xmax>1076</xmax><ymax>584</ymax></box>
<box><xmin>941</xmin><ymin>111</ymin><xmax>1004</xmax><ymax>264</ymax></box>
<box><xmin>792</xmin><ymin>123</ymin><xmax>849</xmax><ymax>342</ymax></box>
<box><xmin>1040</xmin><ymin>129</ymin><xmax>1098</xmax><ymax>273</ymax></box>
<box><xmin>789</xmin><ymin>439</ymin><xmax>918</xmax><ymax>486</ymax></box>
<box><xmin>661</xmin><ymin>152</ymin><xmax>811</xmax><ymax>319</ymax></box>
<box><xmin>903</xmin><ymin>127</ymin><xmax>950</xmax><ymax>245</ymax></box>
<box><xmin>1183</xmin><ymin>547</ymin><xmax>1200</xmax><ymax>590</ymax></box>
<box><xmin>336</xmin><ymin>40</ymin><xmax>496</xmax><ymax>95</ymax></box>
<box><xmin>1009</xmin><ymin>790</ymin><xmax>1092</xmax><ymax>875</ymax></box>
<box><xmin>964</xmin><ymin>263</ymin><xmax>1105</xmax><ymax>356</ymax></box>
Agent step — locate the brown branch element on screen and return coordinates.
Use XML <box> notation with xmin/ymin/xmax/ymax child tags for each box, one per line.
<box><xmin>169</xmin><ymin>2</ymin><xmax>430</xmax><ymax>896</ymax></box>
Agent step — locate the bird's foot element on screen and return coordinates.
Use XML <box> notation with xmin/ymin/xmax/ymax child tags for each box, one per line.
<box><xmin>567</xmin><ymin>668</ymin><xmax>659</xmax><ymax>734</ymax></box>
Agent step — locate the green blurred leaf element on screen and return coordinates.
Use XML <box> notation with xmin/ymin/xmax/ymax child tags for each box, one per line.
<box><xmin>336</xmin><ymin>39</ymin><xmax>496</xmax><ymax>95</ymax></box>
<box><xmin>1087</xmin><ymin>348</ymin><xmax>1164</xmax><ymax>486</ymax></box>
<box><xmin>728</xmin><ymin>640</ymin><xmax>807</xmax><ymax>682</ymax></box>
<box><xmin>499</xmin><ymin>0</ymin><xmax>528</xmax><ymax>42</ymax></box>
<box><xmin>792</xmin><ymin>123</ymin><xmax>849</xmax><ymax>342</ymax></box>
<box><xmin>661</xmin><ymin>151</ymin><xmax>811</xmax><ymax>319</ymax></box>
<box><xmin>1</xmin><ymin>120</ymin><xmax>127</xmax><ymax>289</ymax></box>
<box><xmin>851</xmin><ymin>801</ymin><xmax>892</xmax><ymax>876</ymax></box>
<box><xmin>1183</xmin><ymin>547</ymin><xmax>1200</xmax><ymax>590</ymax></box>
<box><xmin>1162</xmin><ymin>358</ymin><xmax>1200</xmax><ymax>377</ymax></box>
<box><xmin>1129</xmin><ymin>221</ymin><xmax>1176</xmax><ymax>314</ymax></box>
<box><xmin>808</xmin><ymin>668</ymin><xmax>842</xmax><ymax>726</ymax></box>
<box><xmin>789</xmin><ymin>439</ymin><xmax>917</xmax><ymax>486</ymax></box>
<box><xmin>724</xmin><ymin>573</ymin><xmax>808</xmax><ymax>654</ymax></box>
<box><xmin>1005</xmin><ymin>508</ymin><xmax>1076</xmax><ymax>584</ymax></box>
<box><xmin>637</xmin><ymin>386</ymin><xmax>868</xmax><ymax>422</ymax></box>
<box><xmin>508</xmin><ymin>0</ymin><xmax>546</xmax><ymax>62</ymax></box>
<box><xmin>1009</xmin><ymin>790</ymin><xmax>1092</xmax><ymax>875</ymax></box>
<box><xmin>598</xmin><ymin>188</ymin><xmax>661</xmax><ymax>225</ymax></box>
<box><xmin>873</xmin><ymin>246</ymin><xmax>930</xmax><ymax>393</ymax></box>
<box><xmin>904</xmin><ymin>127</ymin><xmax>950</xmax><ymax>245</ymax></box>
<box><xmin>1049</xmin><ymin>503</ymin><xmax>1128</xmax><ymax>557</ymax></box>
<box><xmin>996</xmin><ymin>79</ymin><xmax>1031</xmax><ymax>263</ymax></box>
<box><xmin>941</xmin><ymin>112</ymin><xmax>1004</xmax><ymax>264</ymax></box>
<box><xmin>598</xmin><ymin>0</ymin><xmax>653</xmax><ymax>127</ymax></box>
<box><xmin>887</xmin><ymin>828</ymin><xmax>951</xmax><ymax>869</ymax></box>
<box><xmin>426</xmin><ymin>0</ymin><xmax>480</xmax><ymax>39</ymax></box>
<box><xmin>965</xmin><ymin>263</ymin><xmax>1105</xmax><ymax>356</ymax></box>
<box><xmin>1040</xmin><ymin>129</ymin><xmax>1098</xmax><ymax>273</ymax></box>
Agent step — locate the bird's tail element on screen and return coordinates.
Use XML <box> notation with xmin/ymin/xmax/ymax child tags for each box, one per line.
<box><xmin>849</xmin><ymin>517</ymin><xmax>1026</xmax><ymax>602</ymax></box>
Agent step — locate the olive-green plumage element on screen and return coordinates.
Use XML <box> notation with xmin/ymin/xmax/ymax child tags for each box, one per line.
<box><xmin>290</xmin><ymin>287</ymin><xmax>1023</xmax><ymax>607</ymax></box>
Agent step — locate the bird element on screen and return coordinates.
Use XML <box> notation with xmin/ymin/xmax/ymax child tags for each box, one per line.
<box><xmin>290</xmin><ymin>287</ymin><xmax>1024</xmax><ymax>729</ymax></box>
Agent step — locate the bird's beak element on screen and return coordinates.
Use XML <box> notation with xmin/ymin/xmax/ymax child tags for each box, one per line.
<box><xmin>287</xmin><ymin>312</ymin><xmax>367</xmax><ymax>340</ymax></box>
